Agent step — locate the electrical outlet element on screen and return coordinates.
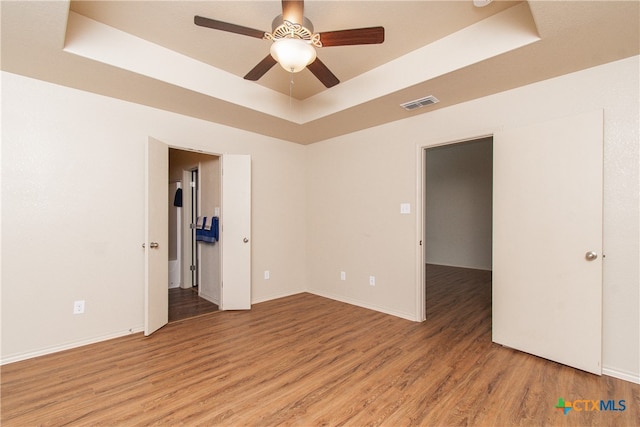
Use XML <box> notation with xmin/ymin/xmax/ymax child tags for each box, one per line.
<box><xmin>369</xmin><ymin>276</ymin><xmax>376</xmax><ymax>286</ymax></box>
<box><xmin>340</xmin><ymin>271</ymin><xmax>346</xmax><ymax>281</ymax></box>
<box><xmin>73</xmin><ymin>300</ymin><xmax>85</xmax><ymax>314</ymax></box>
<box><xmin>264</xmin><ymin>270</ymin><xmax>270</xmax><ymax>280</ymax></box>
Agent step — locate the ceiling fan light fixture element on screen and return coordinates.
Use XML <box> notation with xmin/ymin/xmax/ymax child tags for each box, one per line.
<box><xmin>270</xmin><ymin>38</ymin><xmax>317</xmax><ymax>73</ymax></box>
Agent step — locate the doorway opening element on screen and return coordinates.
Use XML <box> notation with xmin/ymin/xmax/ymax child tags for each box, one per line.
<box><xmin>422</xmin><ymin>137</ymin><xmax>493</xmax><ymax>322</ymax></box>
<box><xmin>168</xmin><ymin>148</ymin><xmax>220</xmax><ymax>322</ymax></box>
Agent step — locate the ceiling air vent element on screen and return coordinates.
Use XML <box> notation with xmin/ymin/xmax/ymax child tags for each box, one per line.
<box><xmin>400</xmin><ymin>95</ymin><xmax>439</xmax><ymax>111</ymax></box>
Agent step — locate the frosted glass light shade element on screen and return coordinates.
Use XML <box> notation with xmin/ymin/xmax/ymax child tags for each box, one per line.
<box><xmin>270</xmin><ymin>38</ymin><xmax>317</xmax><ymax>73</ymax></box>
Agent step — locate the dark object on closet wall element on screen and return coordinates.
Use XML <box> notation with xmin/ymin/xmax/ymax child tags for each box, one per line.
<box><xmin>173</xmin><ymin>188</ymin><xmax>183</xmax><ymax>207</ymax></box>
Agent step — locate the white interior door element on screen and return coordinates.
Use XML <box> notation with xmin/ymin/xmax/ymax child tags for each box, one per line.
<box><xmin>221</xmin><ymin>154</ymin><xmax>252</xmax><ymax>310</ymax></box>
<box><xmin>144</xmin><ymin>137</ymin><xmax>169</xmax><ymax>335</ymax></box>
<box><xmin>492</xmin><ymin>110</ymin><xmax>603</xmax><ymax>374</ymax></box>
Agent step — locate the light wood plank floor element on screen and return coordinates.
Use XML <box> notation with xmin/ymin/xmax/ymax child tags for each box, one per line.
<box><xmin>2</xmin><ymin>265</ymin><xmax>639</xmax><ymax>426</ymax></box>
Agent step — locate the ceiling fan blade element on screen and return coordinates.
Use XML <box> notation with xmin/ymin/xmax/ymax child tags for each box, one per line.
<box><xmin>307</xmin><ymin>57</ymin><xmax>340</xmax><ymax>88</ymax></box>
<box><xmin>282</xmin><ymin>0</ymin><xmax>304</xmax><ymax>24</ymax></box>
<box><xmin>244</xmin><ymin>55</ymin><xmax>278</xmax><ymax>81</ymax></box>
<box><xmin>319</xmin><ymin>27</ymin><xmax>385</xmax><ymax>47</ymax></box>
<box><xmin>194</xmin><ymin>15</ymin><xmax>266</xmax><ymax>39</ymax></box>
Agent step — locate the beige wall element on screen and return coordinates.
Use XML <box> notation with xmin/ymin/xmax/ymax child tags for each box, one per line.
<box><xmin>307</xmin><ymin>56</ymin><xmax>639</xmax><ymax>382</ymax></box>
<box><xmin>2</xmin><ymin>56</ymin><xmax>638</xmax><ymax>383</ymax></box>
<box><xmin>425</xmin><ymin>138</ymin><xmax>493</xmax><ymax>270</ymax></box>
<box><xmin>1</xmin><ymin>71</ymin><xmax>307</xmax><ymax>362</ymax></box>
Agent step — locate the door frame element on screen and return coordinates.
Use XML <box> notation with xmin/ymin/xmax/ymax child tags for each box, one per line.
<box><xmin>173</xmin><ymin>150</ymin><xmax>219</xmax><ymax>294</ymax></box>
<box><xmin>415</xmin><ymin>131</ymin><xmax>495</xmax><ymax>321</ymax></box>
<box><xmin>150</xmin><ymin>144</ymin><xmax>252</xmax><ymax>328</ymax></box>
<box><xmin>150</xmin><ymin>144</ymin><xmax>224</xmax><ymax>331</ymax></box>
<box><xmin>180</xmin><ymin>168</ymin><xmax>194</xmax><ymax>290</ymax></box>
<box><xmin>415</xmin><ymin>113</ymin><xmax>603</xmax><ymax>374</ymax></box>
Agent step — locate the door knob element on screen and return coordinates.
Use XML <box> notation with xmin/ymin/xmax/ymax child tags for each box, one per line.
<box><xmin>585</xmin><ymin>251</ymin><xmax>598</xmax><ymax>261</ymax></box>
<box><xmin>150</xmin><ymin>242</ymin><xmax>159</xmax><ymax>248</ymax></box>
<box><xmin>243</xmin><ymin>238</ymin><xmax>249</xmax><ymax>243</ymax></box>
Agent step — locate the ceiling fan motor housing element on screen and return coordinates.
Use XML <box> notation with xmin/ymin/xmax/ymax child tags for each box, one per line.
<box><xmin>193</xmin><ymin>0</ymin><xmax>384</xmax><ymax>87</ymax></box>
<box><xmin>271</xmin><ymin>15</ymin><xmax>314</xmax><ymax>34</ymax></box>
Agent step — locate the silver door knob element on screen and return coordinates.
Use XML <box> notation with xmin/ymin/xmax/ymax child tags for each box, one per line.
<box><xmin>243</xmin><ymin>238</ymin><xmax>249</xmax><ymax>243</ymax></box>
<box><xmin>150</xmin><ymin>242</ymin><xmax>159</xmax><ymax>248</ymax></box>
<box><xmin>585</xmin><ymin>251</ymin><xmax>598</xmax><ymax>261</ymax></box>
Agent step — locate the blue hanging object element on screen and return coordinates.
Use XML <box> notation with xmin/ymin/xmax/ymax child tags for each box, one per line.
<box><xmin>196</xmin><ymin>216</ymin><xmax>219</xmax><ymax>244</ymax></box>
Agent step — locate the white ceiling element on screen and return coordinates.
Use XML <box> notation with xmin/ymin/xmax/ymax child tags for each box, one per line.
<box><xmin>2</xmin><ymin>1</ymin><xmax>638</xmax><ymax>144</ymax></box>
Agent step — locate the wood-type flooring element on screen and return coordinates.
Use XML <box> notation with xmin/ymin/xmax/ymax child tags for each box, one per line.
<box><xmin>169</xmin><ymin>287</ymin><xmax>218</xmax><ymax>323</ymax></box>
<box><xmin>2</xmin><ymin>265</ymin><xmax>638</xmax><ymax>426</ymax></box>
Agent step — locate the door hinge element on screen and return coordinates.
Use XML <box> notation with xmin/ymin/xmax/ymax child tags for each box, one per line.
<box><xmin>190</xmin><ymin>223</ymin><xmax>196</xmax><ymax>229</ymax></box>
<box><xmin>190</xmin><ymin>265</ymin><xmax>196</xmax><ymax>271</ymax></box>
<box><xmin>420</xmin><ymin>240</ymin><xmax>423</xmax><ymax>246</ymax></box>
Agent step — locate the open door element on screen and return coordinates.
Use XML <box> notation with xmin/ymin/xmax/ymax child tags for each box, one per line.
<box><xmin>144</xmin><ymin>137</ymin><xmax>169</xmax><ymax>335</ymax></box>
<box><xmin>220</xmin><ymin>154</ymin><xmax>252</xmax><ymax>310</ymax></box>
<box><xmin>492</xmin><ymin>110</ymin><xmax>603</xmax><ymax>374</ymax></box>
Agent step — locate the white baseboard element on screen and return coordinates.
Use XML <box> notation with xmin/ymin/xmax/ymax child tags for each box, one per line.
<box><xmin>1</xmin><ymin>327</ymin><xmax>144</xmax><ymax>366</ymax></box>
<box><xmin>199</xmin><ymin>292</ymin><xmax>219</xmax><ymax>306</ymax></box>
<box><xmin>603</xmin><ymin>367</ymin><xmax>640</xmax><ymax>384</ymax></box>
<box><xmin>307</xmin><ymin>289</ymin><xmax>419</xmax><ymax>322</ymax></box>
<box><xmin>252</xmin><ymin>290</ymin><xmax>304</xmax><ymax>305</ymax></box>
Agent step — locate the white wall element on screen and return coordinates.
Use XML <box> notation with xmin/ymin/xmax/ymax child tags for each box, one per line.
<box><xmin>2</xmin><ymin>56</ymin><xmax>638</xmax><ymax>383</ymax></box>
<box><xmin>425</xmin><ymin>138</ymin><xmax>493</xmax><ymax>270</ymax></box>
<box><xmin>1</xmin><ymin>72</ymin><xmax>307</xmax><ymax>363</ymax></box>
<box><xmin>307</xmin><ymin>56</ymin><xmax>639</xmax><ymax>382</ymax></box>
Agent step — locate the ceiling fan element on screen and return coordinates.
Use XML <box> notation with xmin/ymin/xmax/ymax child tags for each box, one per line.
<box><xmin>194</xmin><ymin>0</ymin><xmax>385</xmax><ymax>88</ymax></box>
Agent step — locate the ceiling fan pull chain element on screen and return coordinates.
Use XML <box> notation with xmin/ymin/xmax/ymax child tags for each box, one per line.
<box><xmin>290</xmin><ymin>71</ymin><xmax>295</xmax><ymax>108</ymax></box>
